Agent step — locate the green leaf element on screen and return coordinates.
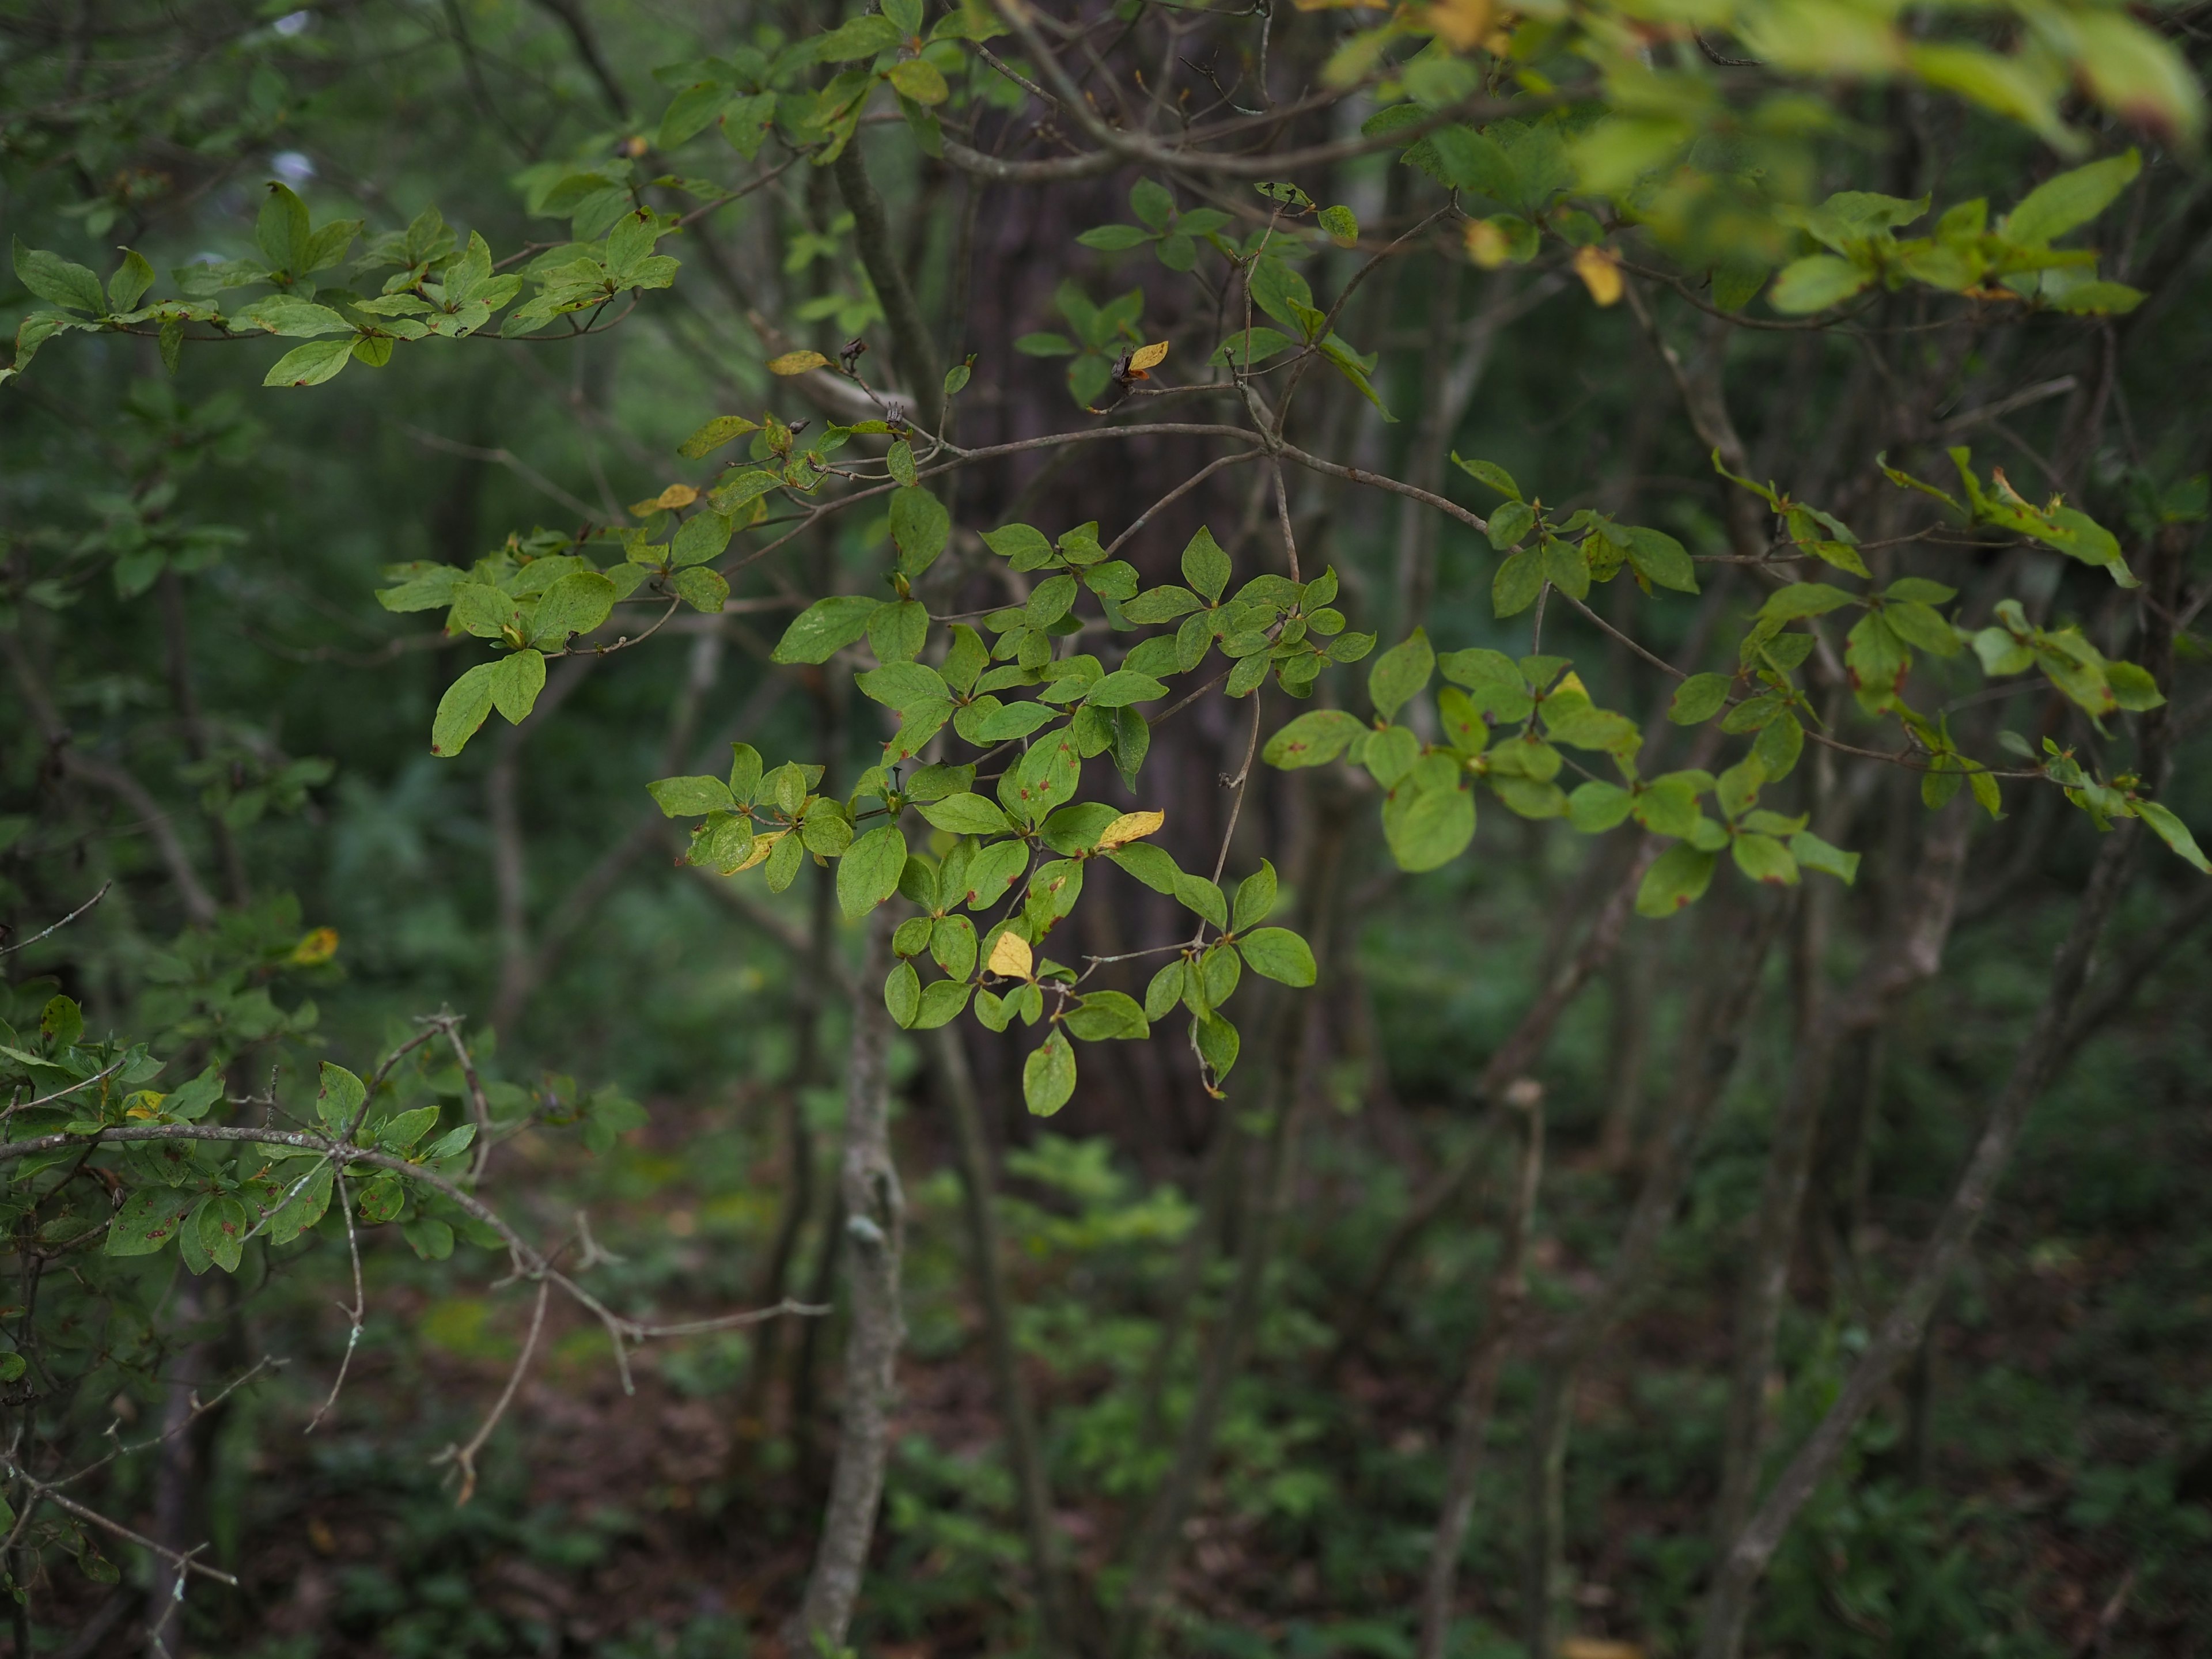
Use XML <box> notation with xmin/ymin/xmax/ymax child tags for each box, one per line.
<box><xmin>316</xmin><ymin>1061</ymin><xmax>367</xmax><ymax>1132</ymax></box>
<box><xmin>263</xmin><ymin>337</ymin><xmax>356</xmax><ymax>388</ymax></box>
<box><xmin>887</xmin><ymin>56</ymin><xmax>948</xmax><ymax>104</ymax></box>
<box><xmin>1637</xmin><ymin>843</ymin><xmax>1718</xmax><ymax>916</ymax></box>
<box><xmin>430</xmin><ymin>662</ymin><xmax>499</xmax><ymax>756</ymax></box>
<box><xmin>649</xmin><ymin>775</ymin><xmax>737</xmax><ymax>817</ymax></box>
<box><xmin>672</xmin><ymin>566</ymin><xmax>729</xmax><ymax>612</ymax></box>
<box><xmin>1078</xmin><ymin>223</ymin><xmax>1153</xmax><ymax>252</ymax></box>
<box><xmin>1195</xmin><ymin>1011</ymin><xmax>1239</xmax><ymax>1081</ymax></box>
<box><xmin>2005</xmin><ymin>149</ymin><xmax>2140</xmax><ymax>246</ymax></box>
<box><xmin>12</xmin><ymin>239</ymin><xmax>106</xmax><ymax>314</ymax></box>
<box><xmin>378</xmin><ymin>1105</ymin><xmax>440</xmax><ymax>1150</ymax></box>
<box><xmin>1264</xmin><ymin>709</ymin><xmax>1366</xmax><ymax>768</ymax></box>
<box><xmin>1014</xmin><ymin>332</ymin><xmax>1075</xmax><ymax>357</ymax></box>
<box><xmin>1181</xmin><ymin>525</ymin><xmax>1230</xmax><ymax>603</ymax></box>
<box><xmin>1730</xmin><ymin>831</ymin><xmax>1800</xmax><ymax>886</ymax></box>
<box><xmin>891</xmin><ymin>485</ymin><xmax>950</xmax><ymax>575</ymax></box>
<box><xmin>2135</xmin><ymin>800</ymin><xmax>2210</xmax><ymax>874</ymax></box>
<box><xmin>1063</xmin><ymin>990</ymin><xmax>1150</xmax><ymax>1041</ymax></box>
<box><xmin>1625</xmin><ymin>527</ymin><xmax>1699</xmax><ymax>593</ymax></box>
<box><xmin>1211</xmin><ymin>326</ymin><xmax>1297</xmax><ymax>368</ymax></box>
<box><xmin>528</xmin><ymin>571</ymin><xmax>616</xmax><ymax>647</ymax></box>
<box><xmin>1233</xmin><ymin>861</ymin><xmax>1277</xmax><ymax>931</ymax></box>
<box><xmin>1760</xmin><ymin>582</ymin><xmax>1858</xmax><ymax>623</ymax></box>
<box><xmin>982</xmin><ymin>521</ymin><xmax>1054</xmax><ymax>567</ymax></box>
<box><xmin>671</xmin><ymin>512</ymin><xmax>734</xmax><ymax>567</ymax></box>
<box><xmin>233</xmin><ymin>294</ymin><xmax>353</xmax><ymax>336</ymax></box>
<box><xmin>885</xmin><ymin>960</ymin><xmax>922</xmax><ymax>1029</ymax></box>
<box><xmin>105</xmin><ymin>1189</ymin><xmax>196</xmax><ymax>1257</ymax></box>
<box><xmin>105</xmin><ymin>247</ymin><xmax>152</xmax><ymax>312</ymax></box>
<box><xmin>1384</xmin><ymin>777</ymin><xmax>1475</xmax><ymax>871</ymax></box>
<box><xmin>1769</xmin><ymin>254</ymin><xmax>1872</xmax><ymax>313</ymax></box>
<box><xmin>1752</xmin><ymin>712</ymin><xmax>1805</xmax><ymax>779</ymax></box>
<box><xmin>772</xmin><ymin>594</ymin><xmax>880</xmax><ymax>664</ymax></box>
<box><xmin>1084</xmin><ymin>669</ymin><xmax>1166</xmax><ymax>708</ymax></box>
<box><xmin>1108</xmin><ymin>842</ymin><xmax>1181</xmax><ymax>896</ymax></box>
<box><xmin>1007</xmin><ymin>730</ymin><xmax>1082</xmax><ymax>824</ymax></box>
<box><xmin>1237</xmin><ymin>926</ymin><xmax>1316</xmax><ymax>986</ymax></box>
<box><xmin>1453</xmin><ymin>454</ymin><xmax>1522</xmax><ymax>501</ymax></box>
<box><xmin>817</xmin><ymin>13</ymin><xmax>902</xmax><ymax>58</ymax></box>
<box><xmin>1493</xmin><ymin>548</ymin><xmax>1544</xmax><ymax>618</ymax></box>
<box><xmin>1487</xmin><ymin>500</ymin><xmax>1536</xmax><ymax>551</ymax></box>
<box><xmin>868</xmin><ymin>598</ymin><xmax>929</xmax><ymax>665</ymax></box>
<box><xmin>918</xmin><ymin>793</ymin><xmax>1015</xmax><ymax>836</ymax></box>
<box><xmin>488</xmin><ymin>649</ymin><xmax>547</xmax><ymax>724</ymax></box>
<box><xmin>197</xmin><ymin>1195</ymin><xmax>250</xmax><ymax>1272</ymax></box>
<box><xmin>1567</xmin><ymin>781</ymin><xmax>1635</xmax><ymax>832</ymax></box>
<box><xmin>264</xmin><ymin>1163</ymin><xmax>336</xmax><ymax>1245</ymax></box>
<box><xmin>1022</xmin><ymin>1029</ymin><xmax>1077</xmax><ymax>1115</ymax></box>
<box><xmin>1144</xmin><ymin>960</ymin><xmax>1186</xmax><ymax>1021</ymax></box>
<box><xmin>912</xmin><ymin>979</ymin><xmax>972</xmax><ymax>1029</ymax></box>
<box><xmin>1368</xmin><ymin>628</ymin><xmax>1434</xmax><ymax>722</ymax></box>
<box><xmin>1174</xmin><ymin>872</ymin><xmax>1228</xmax><ymax>930</ymax></box>
<box><xmin>679</xmin><ymin>414</ymin><xmax>759</xmax><ymax>458</ymax></box>
<box><xmin>962</xmin><ymin>840</ymin><xmax>1031</xmax><ymax>908</ymax></box>
<box><xmin>838</xmin><ymin>824</ymin><xmax>909</xmax><ymax>919</ymax></box>
<box><xmin>1669</xmin><ymin>673</ymin><xmax>1732</xmax><ymax>725</ymax></box>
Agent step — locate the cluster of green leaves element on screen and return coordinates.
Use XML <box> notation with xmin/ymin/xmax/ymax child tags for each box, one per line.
<box><xmin>10</xmin><ymin>1018</ymin><xmax>641</xmax><ymax>1343</ymax></box>
<box><xmin>1334</xmin><ymin>0</ymin><xmax>2194</xmax><ymax>317</ymax></box>
<box><xmin>1767</xmin><ymin>154</ymin><xmax>2146</xmax><ymax>316</ymax></box>
<box><xmin>6</xmin><ymin>186</ymin><xmax>680</xmax><ymax>389</ymax></box>
<box><xmin>1077</xmin><ymin>178</ymin><xmax>1239</xmax><ymax>272</ymax></box>
<box><xmin>1014</xmin><ymin>281</ymin><xmax>1154</xmax><ymax>409</ymax></box>
<box><xmin>1215</xmin><ymin>210</ymin><xmax>1390</xmax><ymax>417</ymax></box>
<box><xmin>646</xmin><ymin>495</ymin><xmax>1354</xmax><ymax>1109</ymax></box>
<box><xmin>1460</xmin><ymin>456</ymin><xmax>1700</xmax><ymax>612</ymax></box>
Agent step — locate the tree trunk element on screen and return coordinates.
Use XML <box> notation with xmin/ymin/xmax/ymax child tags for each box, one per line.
<box><xmin>791</xmin><ymin>905</ymin><xmax>904</xmax><ymax>1650</ymax></box>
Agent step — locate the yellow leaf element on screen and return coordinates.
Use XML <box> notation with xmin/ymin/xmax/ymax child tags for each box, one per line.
<box><xmin>1126</xmin><ymin>340</ymin><xmax>1170</xmax><ymax>373</ymax></box>
<box><xmin>1423</xmin><ymin>0</ymin><xmax>1493</xmax><ymax>51</ymax></box>
<box><xmin>729</xmin><ymin>831</ymin><xmax>779</xmax><ymax>874</ymax></box>
<box><xmin>124</xmin><ymin>1090</ymin><xmax>165</xmax><ymax>1121</ymax></box>
<box><xmin>1465</xmin><ymin>219</ymin><xmax>1512</xmax><ymax>269</ymax></box>
<box><xmin>767</xmin><ymin>350</ymin><xmax>830</xmax><ymax>376</ymax></box>
<box><xmin>986</xmin><ymin>931</ymin><xmax>1034</xmax><ymax>979</ymax></box>
<box><xmin>1573</xmin><ymin>244</ymin><xmax>1623</xmax><ymax>307</ymax></box>
<box><xmin>1094</xmin><ymin>809</ymin><xmax>1165</xmax><ymax>851</ymax></box>
<box><xmin>654</xmin><ymin>483</ymin><xmax>699</xmax><ymax>512</ymax></box>
<box><xmin>289</xmin><ymin>927</ymin><xmax>340</xmax><ymax>966</ymax></box>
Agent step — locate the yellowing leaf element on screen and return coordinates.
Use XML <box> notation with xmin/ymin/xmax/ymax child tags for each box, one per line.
<box><xmin>290</xmin><ymin>927</ymin><xmax>340</xmax><ymax>965</ymax></box>
<box><xmin>1465</xmin><ymin>219</ymin><xmax>1512</xmax><ymax>268</ymax></box>
<box><xmin>651</xmin><ymin>483</ymin><xmax>698</xmax><ymax>512</ymax></box>
<box><xmin>1573</xmin><ymin>244</ymin><xmax>1623</xmax><ymax>306</ymax></box>
<box><xmin>767</xmin><ymin>350</ymin><xmax>830</xmax><ymax>376</ymax></box>
<box><xmin>731</xmin><ymin>831</ymin><xmax>780</xmax><ymax>873</ymax></box>
<box><xmin>1126</xmin><ymin>340</ymin><xmax>1169</xmax><ymax>373</ymax></box>
<box><xmin>1095</xmin><ymin>809</ymin><xmax>1165</xmax><ymax>851</ymax></box>
<box><xmin>987</xmin><ymin>931</ymin><xmax>1034</xmax><ymax>979</ymax></box>
<box><xmin>1423</xmin><ymin>0</ymin><xmax>1493</xmax><ymax>51</ymax></box>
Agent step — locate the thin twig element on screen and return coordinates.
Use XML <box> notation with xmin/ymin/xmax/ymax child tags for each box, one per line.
<box><xmin>0</xmin><ymin>883</ymin><xmax>109</xmax><ymax>957</ymax></box>
<box><xmin>433</xmin><ymin>1277</ymin><xmax>549</xmax><ymax>1505</ymax></box>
